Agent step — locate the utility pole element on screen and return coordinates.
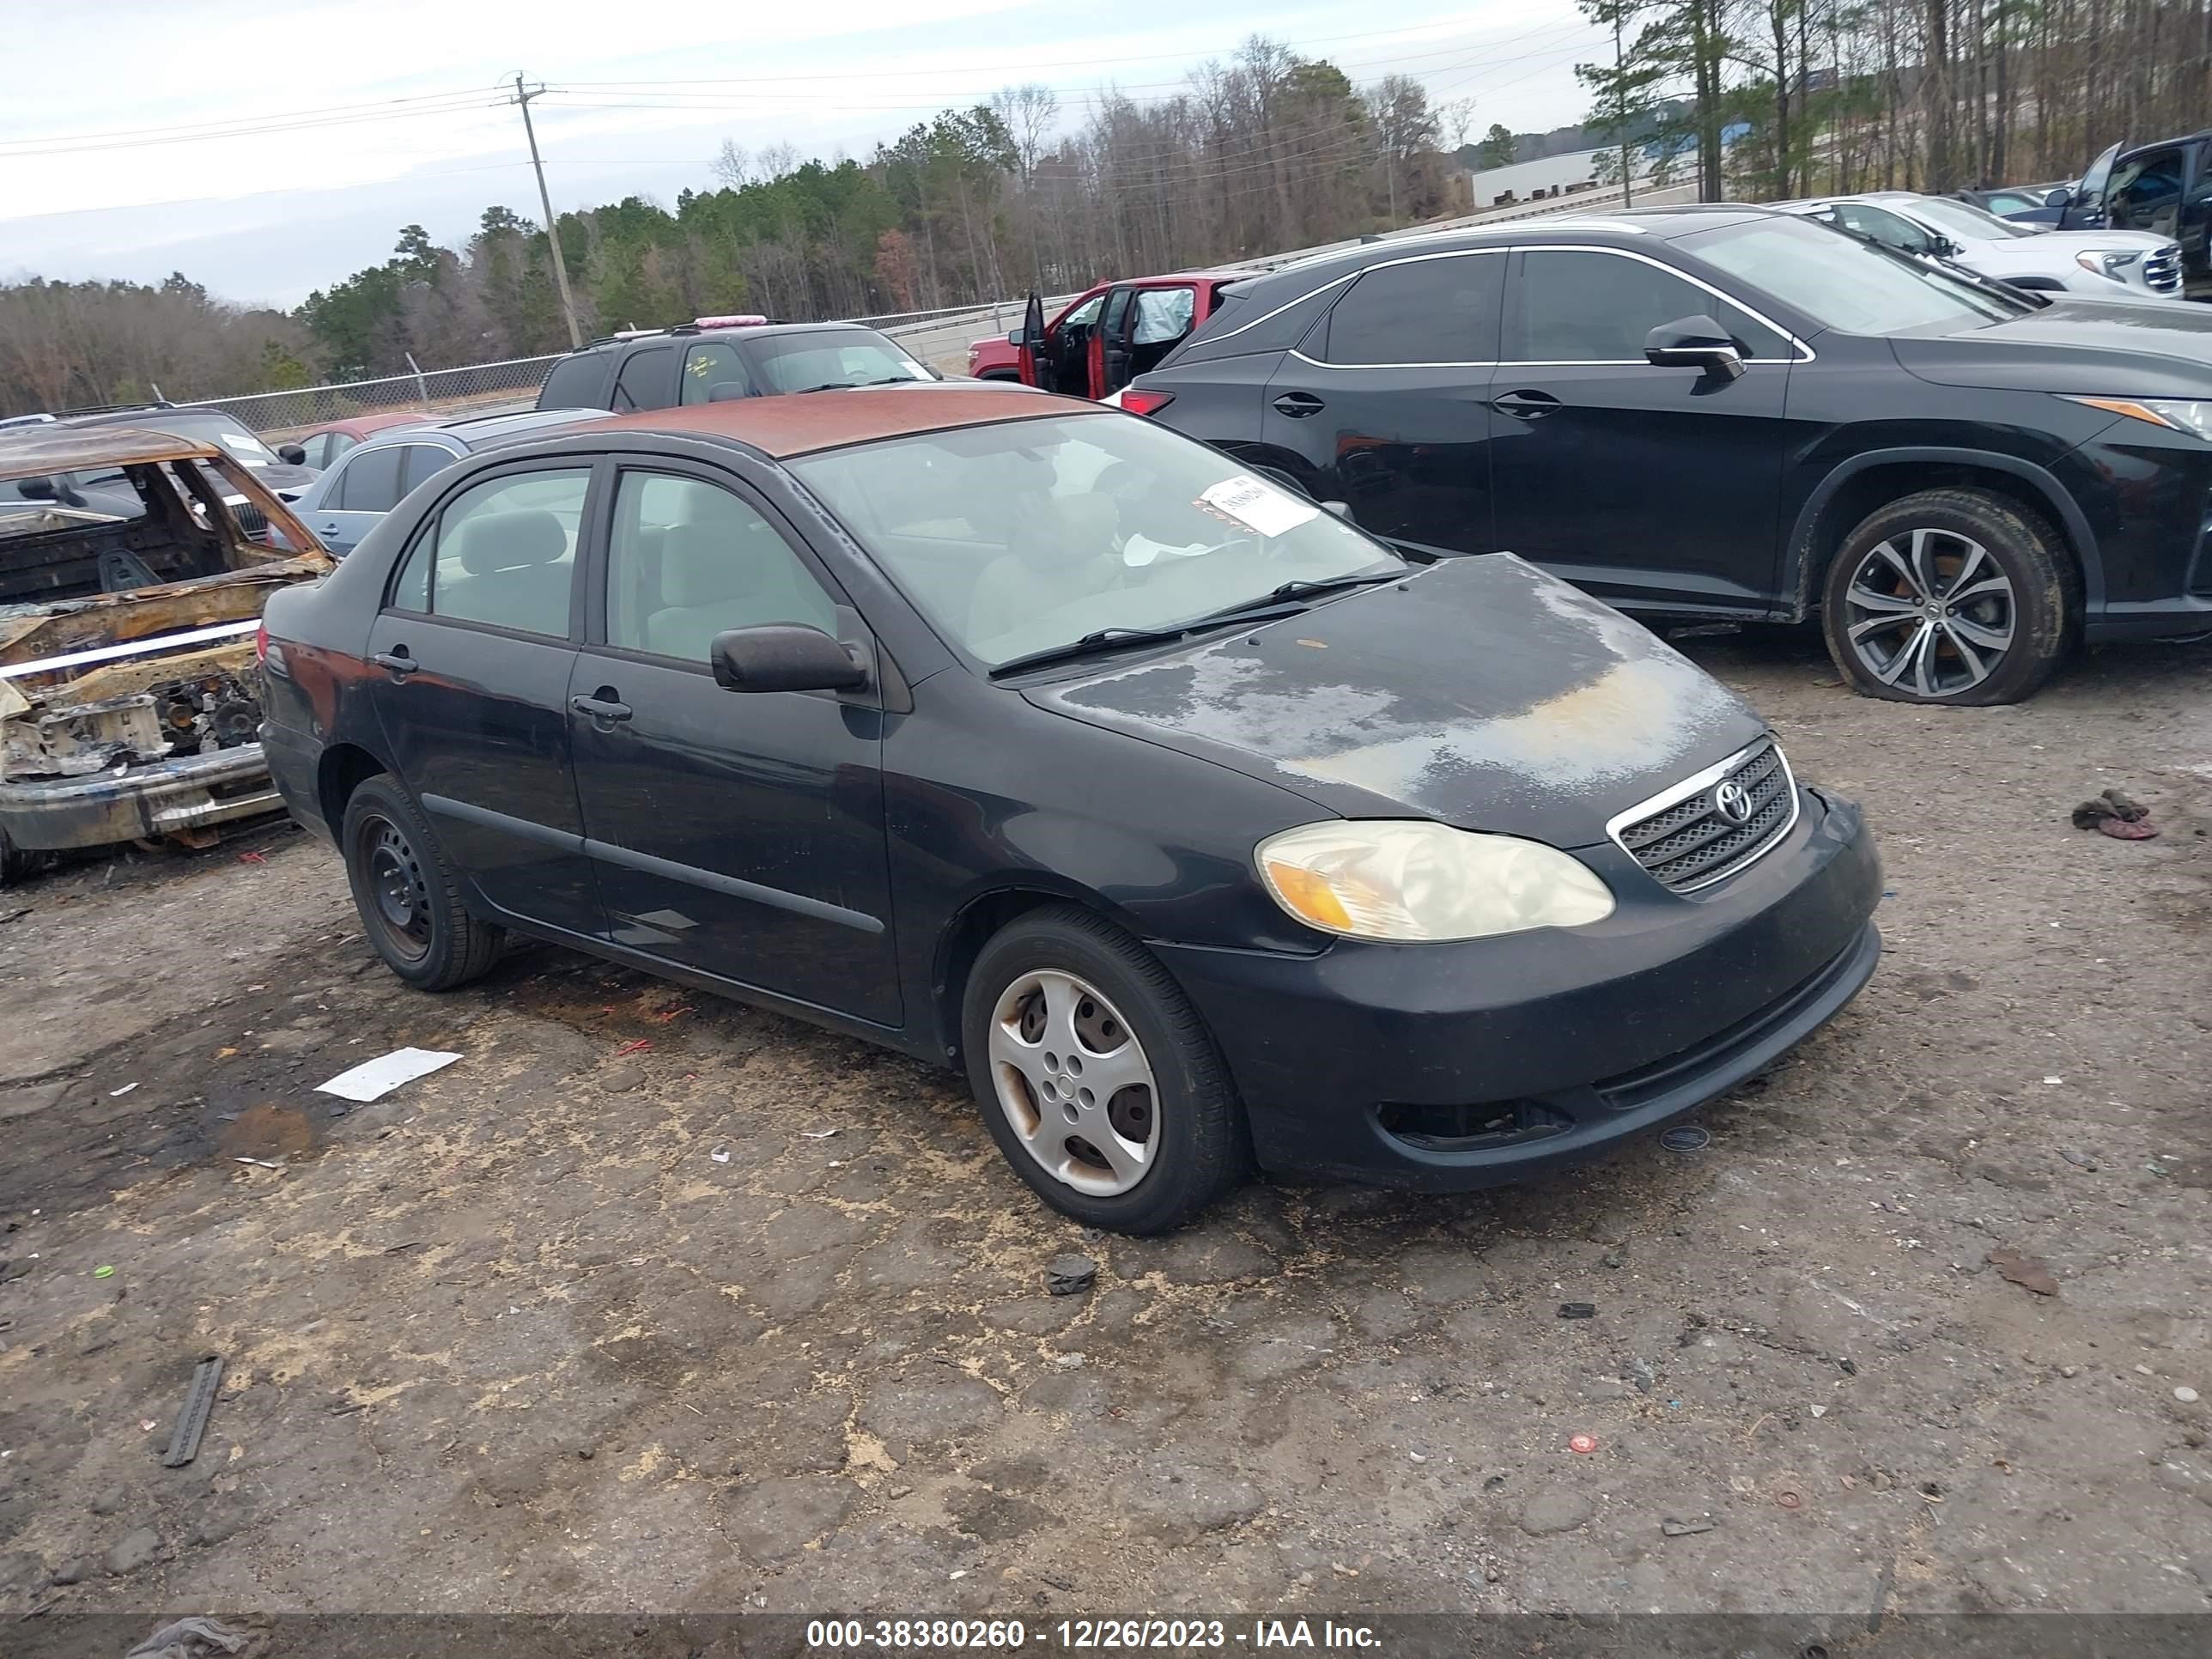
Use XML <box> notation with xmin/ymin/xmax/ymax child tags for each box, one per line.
<box><xmin>512</xmin><ymin>73</ymin><xmax>583</xmax><ymax>349</ymax></box>
<box><xmin>1615</xmin><ymin>16</ymin><xmax>1635</xmax><ymax>207</ymax></box>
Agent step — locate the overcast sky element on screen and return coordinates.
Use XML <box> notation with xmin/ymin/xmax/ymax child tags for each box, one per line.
<box><xmin>0</xmin><ymin>0</ymin><xmax>1597</xmax><ymax>310</ymax></box>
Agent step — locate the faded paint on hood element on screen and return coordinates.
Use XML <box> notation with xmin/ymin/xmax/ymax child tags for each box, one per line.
<box><xmin>1028</xmin><ymin>554</ymin><xmax>1765</xmax><ymax>847</ymax></box>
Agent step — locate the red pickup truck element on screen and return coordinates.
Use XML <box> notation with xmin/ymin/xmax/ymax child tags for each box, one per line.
<box><xmin>967</xmin><ymin>271</ymin><xmax>1261</xmax><ymax>398</ymax></box>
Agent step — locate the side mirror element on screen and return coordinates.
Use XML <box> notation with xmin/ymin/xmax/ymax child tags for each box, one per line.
<box><xmin>1320</xmin><ymin>499</ymin><xmax>1354</xmax><ymax>521</ymax></box>
<box><xmin>2045</xmin><ymin>187</ymin><xmax>2071</xmax><ymax>210</ymax></box>
<box><xmin>1644</xmin><ymin>315</ymin><xmax>1747</xmax><ymax>381</ymax></box>
<box><xmin>1006</xmin><ymin>328</ymin><xmax>1024</xmax><ymax>347</ymax></box>
<box><xmin>276</xmin><ymin>443</ymin><xmax>307</xmax><ymax>466</ymax></box>
<box><xmin>15</xmin><ymin>475</ymin><xmax>56</xmax><ymax>501</ymax></box>
<box><xmin>706</xmin><ymin>381</ymin><xmax>749</xmax><ymax>403</ymax></box>
<box><xmin>709</xmin><ymin>624</ymin><xmax>867</xmax><ymax>694</ymax></box>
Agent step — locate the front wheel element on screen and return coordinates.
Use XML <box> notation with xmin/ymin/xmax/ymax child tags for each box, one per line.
<box><xmin>961</xmin><ymin>905</ymin><xmax>1246</xmax><ymax>1233</ymax></box>
<box><xmin>1820</xmin><ymin>487</ymin><xmax>2075</xmax><ymax>705</ymax></box>
<box><xmin>340</xmin><ymin>775</ymin><xmax>501</xmax><ymax>991</ymax></box>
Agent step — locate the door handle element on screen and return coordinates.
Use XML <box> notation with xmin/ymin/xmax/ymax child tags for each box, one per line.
<box><xmin>369</xmin><ymin>650</ymin><xmax>417</xmax><ymax>677</ymax></box>
<box><xmin>570</xmin><ymin>694</ymin><xmax>632</xmax><ymax>722</ymax></box>
<box><xmin>1493</xmin><ymin>390</ymin><xmax>1563</xmax><ymax>419</ymax></box>
<box><xmin>1272</xmin><ymin>391</ymin><xmax>1325</xmax><ymax>418</ymax></box>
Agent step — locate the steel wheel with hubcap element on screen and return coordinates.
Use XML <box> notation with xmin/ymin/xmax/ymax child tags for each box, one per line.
<box><xmin>1822</xmin><ymin>487</ymin><xmax>2074</xmax><ymax>706</ymax></box>
<box><xmin>962</xmin><ymin>904</ymin><xmax>1246</xmax><ymax>1232</ymax></box>
<box><xmin>988</xmin><ymin>969</ymin><xmax>1159</xmax><ymax>1195</ymax></box>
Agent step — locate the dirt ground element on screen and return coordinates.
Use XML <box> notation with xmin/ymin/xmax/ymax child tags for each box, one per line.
<box><xmin>2</xmin><ymin>626</ymin><xmax>2209</xmax><ymax>1636</ymax></box>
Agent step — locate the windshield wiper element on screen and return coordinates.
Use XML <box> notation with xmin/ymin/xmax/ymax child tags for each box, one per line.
<box><xmin>988</xmin><ymin>626</ymin><xmax>1194</xmax><ymax>678</ymax></box>
<box><xmin>1261</xmin><ymin>571</ymin><xmax>1401</xmax><ymax>603</ymax></box>
<box><xmin>795</xmin><ymin>381</ymin><xmax>857</xmax><ymax>393</ymax></box>
<box><xmin>988</xmin><ymin>599</ymin><xmax>1317</xmax><ymax>679</ymax></box>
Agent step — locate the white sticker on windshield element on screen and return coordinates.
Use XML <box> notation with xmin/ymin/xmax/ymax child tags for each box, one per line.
<box><xmin>1196</xmin><ymin>474</ymin><xmax>1319</xmax><ymax>538</ymax></box>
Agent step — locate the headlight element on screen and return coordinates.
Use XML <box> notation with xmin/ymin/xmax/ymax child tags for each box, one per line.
<box><xmin>1255</xmin><ymin>820</ymin><xmax>1614</xmax><ymax>943</ymax></box>
<box><xmin>2075</xmin><ymin>248</ymin><xmax>2142</xmax><ymax>280</ymax></box>
<box><xmin>2066</xmin><ymin>396</ymin><xmax>2212</xmax><ymax>440</ymax></box>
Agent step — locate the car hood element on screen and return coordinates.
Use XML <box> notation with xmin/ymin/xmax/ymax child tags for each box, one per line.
<box><xmin>1893</xmin><ymin>298</ymin><xmax>2212</xmax><ymax>394</ymax></box>
<box><xmin>1024</xmin><ymin>554</ymin><xmax>1767</xmax><ymax>848</ymax></box>
<box><xmin>2002</xmin><ymin>228</ymin><xmax>2172</xmax><ymax>253</ymax></box>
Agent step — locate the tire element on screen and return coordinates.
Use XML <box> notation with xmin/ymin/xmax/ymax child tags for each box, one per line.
<box><xmin>960</xmin><ymin>904</ymin><xmax>1247</xmax><ymax>1233</ymax></box>
<box><xmin>0</xmin><ymin>824</ymin><xmax>42</xmax><ymax>887</ymax></box>
<box><xmin>339</xmin><ymin>775</ymin><xmax>501</xmax><ymax>991</ymax></box>
<box><xmin>1820</xmin><ymin>486</ymin><xmax>2076</xmax><ymax>705</ymax></box>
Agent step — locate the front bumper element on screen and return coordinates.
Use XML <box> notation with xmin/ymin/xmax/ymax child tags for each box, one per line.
<box><xmin>1155</xmin><ymin>786</ymin><xmax>1883</xmax><ymax>1190</ymax></box>
<box><xmin>0</xmin><ymin>743</ymin><xmax>282</xmax><ymax>851</ymax></box>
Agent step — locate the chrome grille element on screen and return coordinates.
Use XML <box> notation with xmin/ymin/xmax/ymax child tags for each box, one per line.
<box><xmin>1610</xmin><ymin>738</ymin><xmax>1800</xmax><ymax>893</ymax></box>
<box><xmin>2144</xmin><ymin>246</ymin><xmax>2182</xmax><ymax>293</ymax></box>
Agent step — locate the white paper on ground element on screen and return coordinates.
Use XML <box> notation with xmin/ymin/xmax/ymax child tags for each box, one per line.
<box><xmin>1197</xmin><ymin>474</ymin><xmax>1320</xmax><ymax>538</ymax></box>
<box><xmin>316</xmin><ymin>1047</ymin><xmax>463</xmax><ymax>1103</ymax></box>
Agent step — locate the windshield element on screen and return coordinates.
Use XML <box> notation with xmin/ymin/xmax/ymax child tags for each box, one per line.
<box><xmin>788</xmin><ymin>412</ymin><xmax>1404</xmax><ymax>669</ymax></box>
<box><xmin>1908</xmin><ymin>196</ymin><xmax>2032</xmax><ymax>240</ymax></box>
<box><xmin>142</xmin><ymin>410</ymin><xmax>283</xmax><ymax>467</ymax></box>
<box><xmin>744</xmin><ymin>331</ymin><xmax>933</xmax><ymax>394</ymax></box>
<box><xmin>1685</xmin><ymin>216</ymin><xmax>2022</xmax><ymax>333</ymax></box>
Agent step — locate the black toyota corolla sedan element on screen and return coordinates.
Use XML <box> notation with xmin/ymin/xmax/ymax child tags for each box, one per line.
<box><xmin>1126</xmin><ymin>204</ymin><xmax>2212</xmax><ymax>706</ymax></box>
<box><xmin>257</xmin><ymin>386</ymin><xmax>1883</xmax><ymax>1232</ymax></box>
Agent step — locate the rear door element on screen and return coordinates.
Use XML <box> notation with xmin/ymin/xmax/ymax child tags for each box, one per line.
<box><xmin>1257</xmin><ymin>249</ymin><xmax>1504</xmax><ymax>554</ymax></box>
<box><xmin>366</xmin><ymin>460</ymin><xmax>605</xmax><ymax>935</ymax></box>
<box><xmin>568</xmin><ymin>464</ymin><xmax>899</xmax><ymax>1022</ymax></box>
<box><xmin>1488</xmin><ymin>246</ymin><xmax>1797</xmax><ymax>616</ymax></box>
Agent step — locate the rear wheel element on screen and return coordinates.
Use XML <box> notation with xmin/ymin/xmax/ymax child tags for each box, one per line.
<box><xmin>340</xmin><ymin>775</ymin><xmax>501</xmax><ymax>991</ymax></box>
<box><xmin>1821</xmin><ymin>487</ymin><xmax>2075</xmax><ymax>705</ymax></box>
<box><xmin>0</xmin><ymin>825</ymin><xmax>43</xmax><ymax>887</ymax></box>
<box><xmin>961</xmin><ymin>905</ymin><xmax>1245</xmax><ymax>1233</ymax></box>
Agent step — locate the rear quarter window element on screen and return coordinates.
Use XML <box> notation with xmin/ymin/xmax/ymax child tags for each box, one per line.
<box><xmin>537</xmin><ymin>355</ymin><xmax>611</xmax><ymax>410</ymax></box>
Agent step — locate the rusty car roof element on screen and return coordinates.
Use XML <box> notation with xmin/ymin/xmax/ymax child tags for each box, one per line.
<box><xmin>0</xmin><ymin>425</ymin><xmax>225</xmax><ymax>481</ymax></box>
<box><xmin>593</xmin><ymin>384</ymin><xmax>1100</xmax><ymax>459</ymax></box>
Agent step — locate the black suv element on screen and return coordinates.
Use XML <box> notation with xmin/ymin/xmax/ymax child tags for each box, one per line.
<box><xmin>1132</xmin><ymin>205</ymin><xmax>2212</xmax><ymax>704</ymax></box>
<box><xmin>536</xmin><ymin>319</ymin><xmax>938</xmax><ymax>414</ymax></box>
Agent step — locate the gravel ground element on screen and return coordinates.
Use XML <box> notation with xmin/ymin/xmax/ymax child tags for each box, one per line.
<box><xmin>0</xmin><ymin>628</ymin><xmax>2209</xmax><ymax>1632</ymax></box>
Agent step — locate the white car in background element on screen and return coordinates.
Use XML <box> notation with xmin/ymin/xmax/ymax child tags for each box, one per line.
<box><xmin>1778</xmin><ymin>191</ymin><xmax>2184</xmax><ymax>302</ymax></box>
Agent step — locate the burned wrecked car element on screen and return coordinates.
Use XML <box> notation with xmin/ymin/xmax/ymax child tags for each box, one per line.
<box><xmin>0</xmin><ymin>426</ymin><xmax>332</xmax><ymax>881</ymax></box>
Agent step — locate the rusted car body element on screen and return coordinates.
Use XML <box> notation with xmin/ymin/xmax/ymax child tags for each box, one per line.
<box><xmin>0</xmin><ymin>427</ymin><xmax>331</xmax><ymax>877</ymax></box>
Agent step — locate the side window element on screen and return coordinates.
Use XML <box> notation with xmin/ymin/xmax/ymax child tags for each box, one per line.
<box><xmin>1131</xmin><ymin>286</ymin><xmax>1197</xmax><ymax>345</ymax></box>
<box><xmin>398</xmin><ymin>444</ymin><xmax>453</xmax><ymax>495</ymax></box>
<box><xmin>412</xmin><ymin>468</ymin><xmax>592</xmax><ymax>636</ymax></box>
<box><xmin>295</xmin><ymin>434</ymin><xmax>329</xmax><ymax>470</ymax></box>
<box><xmin>1101</xmin><ymin>287</ymin><xmax>1137</xmax><ymax>342</ymax></box>
<box><xmin>681</xmin><ymin>341</ymin><xmax>752</xmax><ymax>404</ymax></box>
<box><xmin>2112</xmin><ymin>149</ymin><xmax>2185</xmax><ymax>232</ymax></box>
<box><xmin>611</xmin><ymin>345</ymin><xmax>673</xmax><ymax>413</ymax></box>
<box><xmin>333</xmin><ymin>445</ymin><xmax>404</xmax><ymax>513</ymax></box>
<box><xmin>605</xmin><ymin>471</ymin><xmax>836</xmax><ymax>665</ymax></box>
<box><xmin>1511</xmin><ymin>250</ymin><xmax>1789</xmax><ymax>362</ymax></box>
<box><xmin>537</xmin><ymin>354</ymin><xmax>609</xmax><ymax>410</ymax></box>
<box><xmin>325</xmin><ymin>433</ymin><xmax>356</xmax><ymax>465</ymax></box>
<box><xmin>1320</xmin><ymin>254</ymin><xmax>1504</xmax><ymax>364</ymax></box>
<box><xmin>1834</xmin><ymin>203</ymin><xmax>1932</xmax><ymax>254</ymax></box>
<box><xmin>1057</xmin><ymin>294</ymin><xmax>1105</xmax><ymax>335</ymax></box>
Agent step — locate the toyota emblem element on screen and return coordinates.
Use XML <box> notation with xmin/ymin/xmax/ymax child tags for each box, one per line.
<box><xmin>1712</xmin><ymin>780</ymin><xmax>1754</xmax><ymax>826</ymax></box>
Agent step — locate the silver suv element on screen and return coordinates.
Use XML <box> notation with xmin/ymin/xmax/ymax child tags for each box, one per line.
<box><xmin>1778</xmin><ymin>191</ymin><xmax>2182</xmax><ymax>301</ymax></box>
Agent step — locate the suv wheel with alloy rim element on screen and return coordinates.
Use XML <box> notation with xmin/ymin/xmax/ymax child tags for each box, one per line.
<box><xmin>1821</xmin><ymin>486</ymin><xmax>2075</xmax><ymax>705</ymax></box>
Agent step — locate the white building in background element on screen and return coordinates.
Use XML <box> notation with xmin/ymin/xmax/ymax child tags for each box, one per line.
<box><xmin>1466</xmin><ymin>145</ymin><xmax>1660</xmax><ymax>209</ymax></box>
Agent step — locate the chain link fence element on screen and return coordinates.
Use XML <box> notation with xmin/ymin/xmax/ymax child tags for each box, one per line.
<box><xmin>198</xmin><ymin>353</ymin><xmax>564</xmax><ymax>438</ymax></box>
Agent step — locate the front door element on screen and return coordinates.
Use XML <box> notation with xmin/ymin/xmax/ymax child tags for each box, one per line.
<box><xmin>1256</xmin><ymin>249</ymin><xmax>1504</xmax><ymax>554</ymax></box>
<box><xmin>366</xmin><ymin>460</ymin><xmax>605</xmax><ymax>934</ymax></box>
<box><xmin>2062</xmin><ymin>142</ymin><xmax>2123</xmax><ymax>229</ymax></box>
<box><xmin>568</xmin><ymin>465</ymin><xmax>900</xmax><ymax>1024</ymax></box>
<box><xmin>1489</xmin><ymin>246</ymin><xmax>1796</xmax><ymax>617</ymax></box>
